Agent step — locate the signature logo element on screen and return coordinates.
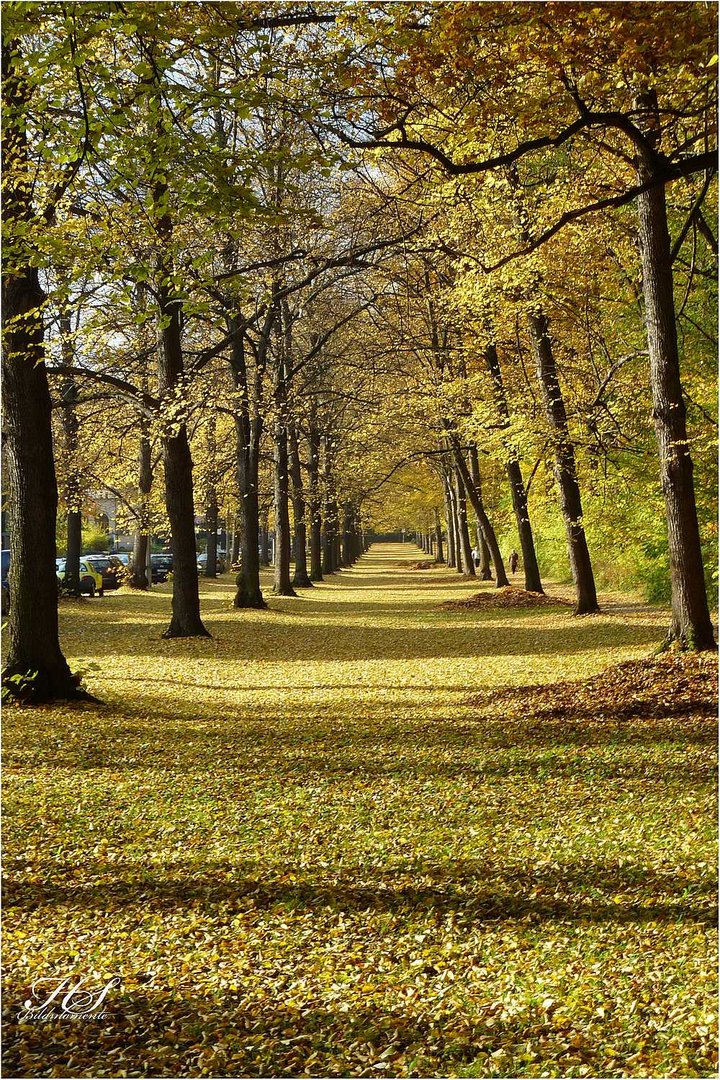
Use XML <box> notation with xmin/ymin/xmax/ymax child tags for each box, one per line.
<box><xmin>19</xmin><ymin>975</ymin><xmax>121</xmax><ymax>1021</ymax></box>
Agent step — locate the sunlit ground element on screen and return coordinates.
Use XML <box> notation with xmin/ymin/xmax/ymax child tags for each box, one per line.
<box><xmin>2</xmin><ymin>544</ymin><xmax>716</xmax><ymax>1077</ymax></box>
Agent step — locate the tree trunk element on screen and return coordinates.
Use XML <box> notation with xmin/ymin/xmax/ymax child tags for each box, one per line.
<box><xmin>231</xmin><ymin>515</ymin><xmax>241</xmax><ymax>565</ymax></box>
<box><xmin>485</xmin><ymin>343</ymin><xmax>543</xmax><ymax>593</ymax></box>
<box><xmin>60</xmin><ymin>386</ymin><xmax>82</xmax><ymax>597</ymax></box>
<box><xmin>204</xmin><ymin>489</ymin><xmax>218</xmax><ymax>578</ymax></box>
<box><xmin>307</xmin><ymin>414</ymin><xmax>323</xmax><ymax>581</ymax></box>
<box><xmin>433</xmin><ymin>507</ymin><xmax>444</xmax><ymax>563</ymax></box>
<box><xmin>454</xmin><ymin>442</ymin><xmax>509</xmax><ymax>587</ymax></box>
<box><xmin>444</xmin><ymin>480</ymin><xmax>456</xmax><ymax>568</ymax></box>
<box><xmin>342</xmin><ymin>503</ymin><xmax>354</xmax><ymax>567</ymax></box>
<box><xmin>476</xmin><ymin>525</ymin><xmax>492</xmax><ymax>580</ymax></box>
<box><xmin>527</xmin><ymin>312</ymin><xmax>599</xmax><ymax>614</ymax></box>
<box><xmin>272</xmin><ymin>371</ymin><xmax>296</xmax><ymax>596</ymax></box>
<box><xmin>1</xmin><ymin>278</ymin><xmax>83</xmax><ymax>699</ymax></box>
<box><xmin>260</xmin><ymin>515</ymin><xmax>270</xmax><ymax>567</ymax></box>
<box><xmin>322</xmin><ymin>438</ymin><xmax>337</xmax><ymax>574</ymax></box>
<box><xmin>156</xmin><ymin>235</ymin><xmax>208</xmax><ymax>636</ymax></box>
<box><xmin>289</xmin><ymin>419</ymin><xmax>312</xmax><ymax>587</ymax></box>
<box><xmin>203</xmin><ymin>415</ymin><xmax>218</xmax><ymax>579</ymax></box>
<box><xmin>59</xmin><ymin>313</ymin><xmax>82</xmax><ymax>596</ymax></box>
<box><xmin>1</xmin><ymin>40</ymin><xmax>87</xmax><ymax>702</ymax></box>
<box><xmin>129</xmin><ymin>424</ymin><xmax>152</xmax><ymax>589</ymax></box>
<box><xmin>454</xmin><ymin>469</ymin><xmax>476</xmax><ymax>577</ymax></box>
<box><xmin>228</xmin><ymin>323</ymin><xmax>265</xmax><ymax>608</ymax></box>
<box><xmin>635</xmin><ymin>95</ymin><xmax>715</xmax><ymax>649</ymax></box>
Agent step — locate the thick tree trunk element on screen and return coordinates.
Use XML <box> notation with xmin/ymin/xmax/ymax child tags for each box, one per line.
<box><xmin>485</xmin><ymin>343</ymin><xmax>543</xmax><ymax>593</ymax></box>
<box><xmin>635</xmin><ymin>102</ymin><xmax>715</xmax><ymax>649</ymax></box>
<box><xmin>155</xmin><ymin>185</ymin><xmax>208</xmax><ymax>638</ymax></box>
<box><xmin>527</xmin><ymin>312</ymin><xmax>599</xmax><ymax>615</ymax></box>
<box><xmin>289</xmin><ymin>419</ymin><xmax>312</xmax><ymax>587</ymax></box>
<box><xmin>454</xmin><ymin>442</ymin><xmax>509</xmax><ymax>587</ymax></box>
<box><xmin>1</xmin><ymin>41</ymin><xmax>87</xmax><ymax>702</ymax></box>
<box><xmin>1</xmin><ymin>277</ymin><xmax>83</xmax><ymax>699</ymax></box>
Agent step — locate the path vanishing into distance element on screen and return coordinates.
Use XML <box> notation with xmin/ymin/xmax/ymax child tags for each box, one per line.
<box><xmin>3</xmin><ymin>544</ymin><xmax>715</xmax><ymax>1077</ymax></box>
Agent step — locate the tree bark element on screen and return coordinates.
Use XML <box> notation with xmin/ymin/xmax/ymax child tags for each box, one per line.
<box><xmin>322</xmin><ymin>437</ymin><xmax>337</xmax><ymax>574</ymax></box>
<box><xmin>444</xmin><ymin>479</ymin><xmax>456</xmax><ymax>568</ymax></box>
<box><xmin>341</xmin><ymin>503</ymin><xmax>354</xmax><ymax>567</ymax></box>
<box><xmin>454</xmin><ymin>469</ymin><xmax>476</xmax><ymax>577</ymax></box>
<box><xmin>485</xmin><ymin>343</ymin><xmax>543</xmax><ymax>593</ymax></box>
<box><xmin>476</xmin><ymin>524</ymin><xmax>492</xmax><ymax>580</ymax></box>
<box><xmin>204</xmin><ymin>489</ymin><xmax>218</xmax><ymax>578</ymax></box>
<box><xmin>229</xmin><ymin>325</ymin><xmax>266</xmax><ymax>608</ymax></box>
<box><xmin>155</xmin><ymin>187</ymin><xmax>209</xmax><ymax>638</ymax></box>
<box><xmin>635</xmin><ymin>92</ymin><xmax>715</xmax><ymax>649</ymax></box>
<box><xmin>527</xmin><ymin>312</ymin><xmax>599</xmax><ymax>615</ymax></box>
<box><xmin>260</xmin><ymin>514</ymin><xmax>270</xmax><ymax>567</ymax></box>
<box><xmin>130</xmin><ymin>423</ymin><xmax>152</xmax><ymax>589</ymax></box>
<box><xmin>1</xmin><ymin>39</ymin><xmax>86</xmax><ymax>701</ymax></box>
<box><xmin>434</xmin><ymin>507</ymin><xmax>444</xmax><ymax>563</ymax></box>
<box><xmin>454</xmin><ymin>442</ymin><xmax>509</xmax><ymax>586</ymax></box>
<box><xmin>272</xmin><ymin>369</ymin><xmax>296</xmax><ymax>596</ymax></box>
<box><xmin>289</xmin><ymin>418</ymin><xmax>312</xmax><ymax>587</ymax></box>
<box><xmin>203</xmin><ymin>415</ymin><xmax>218</xmax><ymax>578</ymax></box>
<box><xmin>307</xmin><ymin>408</ymin><xmax>323</xmax><ymax>581</ymax></box>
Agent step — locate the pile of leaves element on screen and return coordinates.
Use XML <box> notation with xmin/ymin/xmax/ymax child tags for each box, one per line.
<box><xmin>442</xmin><ymin>585</ymin><xmax>572</xmax><ymax>610</ymax></box>
<box><xmin>469</xmin><ymin>653</ymin><xmax>718</xmax><ymax>722</ymax></box>
<box><xmin>406</xmin><ymin>560</ymin><xmax>438</xmax><ymax>570</ymax></box>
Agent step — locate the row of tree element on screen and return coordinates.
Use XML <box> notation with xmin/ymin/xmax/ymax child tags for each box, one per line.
<box><xmin>2</xmin><ymin>3</ymin><xmax>716</xmax><ymax>701</ymax></box>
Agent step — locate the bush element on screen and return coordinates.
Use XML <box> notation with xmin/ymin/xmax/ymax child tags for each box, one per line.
<box><xmin>81</xmin><ymin>526</ymin><xmax>110</xmax><ymax>554</ymax></box>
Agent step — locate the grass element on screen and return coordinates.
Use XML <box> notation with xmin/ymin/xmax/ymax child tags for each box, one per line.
<box><xmin>2</xmin><ymin>543</ymin><xmax>717</xmax><ymax>1078</ymax></box>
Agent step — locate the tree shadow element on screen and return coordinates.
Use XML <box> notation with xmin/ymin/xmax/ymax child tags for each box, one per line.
<box><xmin>4</xmin><ymin>855</ymin><xmax>715</xmax><ymax>925</ymax></box>
<box><xmin>1</xmin><ymin>977</ymin><xmax>660</xmax><ymax>1079</ymax></box>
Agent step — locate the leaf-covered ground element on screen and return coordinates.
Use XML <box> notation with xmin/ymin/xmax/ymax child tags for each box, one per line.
<box><xmin>2</xmin><ymin>544</ymin><xmax>717</xmax><ymax>1078</ymax></box>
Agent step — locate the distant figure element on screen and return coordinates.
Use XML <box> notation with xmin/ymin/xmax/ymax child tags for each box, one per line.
<box><xmin>509</xmin><ymin>549</ymin><xmax>519</xmax><ymax>574</ymax></box>
<box><xmin>471</xmin><ymin>546</ymin><xmax>479</xmax><ymax>567</ymax></box>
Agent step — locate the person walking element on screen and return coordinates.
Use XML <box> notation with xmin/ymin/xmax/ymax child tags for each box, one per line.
<box><xmin>471</xmin><ymin>546</ymin><xmax>479</xmax><ymax>568</ymax></box>
<box><xmin>509</xmin><ymin>549</ymin><xmax>519</xmax><ymax>574</ymax></box>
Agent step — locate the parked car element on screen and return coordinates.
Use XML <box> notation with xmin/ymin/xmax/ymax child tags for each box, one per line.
<box><xmin>115</xmin><ymin>553</ymin><xmax>131</xmax><ymax>566</ymax></box>
<box><xmin>197</xmin><ymin>552</ymin><xmax>227</xmax><ymax>573</ymax></box>
<box><xmin>1</xmin><ymin>550</ymin><xmax>10</xmax><ymax>615</ymax></box>
<box><xmin>150</xmin><ymin>554</ymin><xmax>173</xmax><ymax>583</ymax></box>
<box><xmin>57</xmin><ymin>558</ymin><xmax>103</xmax><ymax>597</ymax></box>
<box><xmin>85</xmin><ymin>554</ymin><xmax>124</xmax><ymax>590</ymax></box>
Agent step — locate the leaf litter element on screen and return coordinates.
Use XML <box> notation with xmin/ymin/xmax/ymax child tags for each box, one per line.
<box><xmin>1</xmin><ymin>548</ymin><xmax>716</xmax><ymax>1078</ymax></box>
